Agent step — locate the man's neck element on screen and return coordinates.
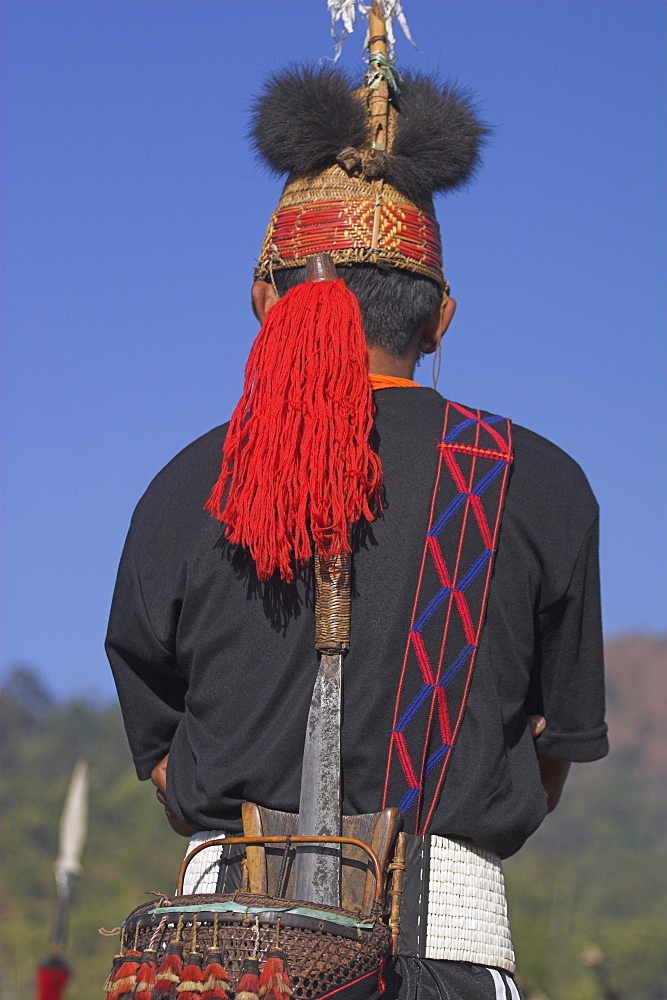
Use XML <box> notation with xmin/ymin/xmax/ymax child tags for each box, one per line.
<box><xmin>367</xmin><ymin>346</ymin><xmax>417</xmax><ymax>380</ymax></box>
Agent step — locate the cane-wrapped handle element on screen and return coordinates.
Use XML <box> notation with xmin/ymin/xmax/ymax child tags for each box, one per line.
<box><xmin>304</xmin><ymin>253</ymin><xmax>352</xmax><ymax>655</ymax></box>
<box><xmin>315</xmin><ymin>552</ymin><xmax>351</xmax><ymax>654</ymax></box>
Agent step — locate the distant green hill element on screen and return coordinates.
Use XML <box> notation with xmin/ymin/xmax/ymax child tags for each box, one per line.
<box><xmin>0</xmin><ymin>669</ymin><xmax>184</xmax><ymax>1000</ymax></box>
<box><xmin>1</xmin><ymin>637</ymin><xmax>665</xmax><ymax>1000</ymax></box>
<box><xmin>504</xmin><ymin>635</ymin><xmax>667</xmax><ymax>1000</ymax></box>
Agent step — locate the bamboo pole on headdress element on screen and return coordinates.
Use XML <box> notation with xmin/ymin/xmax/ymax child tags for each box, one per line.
<box><xmin>367</xmin><ymin>1</ymin><xmax>391</xmax><ymax>158</ymax></box>
<box><xmin>367</xmin><ymin>0</ymin><xmax>390</xmax><ymax>250</ymax></box>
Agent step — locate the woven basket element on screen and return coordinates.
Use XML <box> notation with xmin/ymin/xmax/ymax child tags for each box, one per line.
<box><xmin>118</xmin><ymin>891</ymin><xmax>391</xmax><ymax>999</ymax></box>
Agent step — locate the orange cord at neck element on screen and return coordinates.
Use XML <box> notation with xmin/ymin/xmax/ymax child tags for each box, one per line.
<box><xmin>369</xmin><ymin>374</ymin><xmax>420</xmax><ymax>390</ymax></box>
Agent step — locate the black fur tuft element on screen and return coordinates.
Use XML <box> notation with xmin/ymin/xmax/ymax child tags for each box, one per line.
<box><xmin>249</xmin><ymin>65</ymin><xmax>369</xmax><ymax>177</ymax></box>
<box><xmin>386</xmin><ymin>74</ymin><xmax>489</xmax><ymax>201</ymax></box>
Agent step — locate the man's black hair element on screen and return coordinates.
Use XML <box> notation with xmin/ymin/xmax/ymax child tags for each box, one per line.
<box><xmin>271</xmin><ymin>264</ymin><xmax>442</xmax><ymax>358</ymax></box>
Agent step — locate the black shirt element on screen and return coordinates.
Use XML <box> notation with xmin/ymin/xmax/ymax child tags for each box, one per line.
<box><xmin>106</xmin><ymin>388</ymin><xmax>607</xmax><ymax>858</ymax></box>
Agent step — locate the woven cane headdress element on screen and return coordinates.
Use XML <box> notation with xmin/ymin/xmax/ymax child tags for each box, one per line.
<box><xmin>206</xmin><ymin>2</ymin><xmax>487</xmax><ymax>582</ymax></box>
<box><xmin>252</xmin><ymin>10</ymin><xmax>487</xmax><ymax>291</ymax></box>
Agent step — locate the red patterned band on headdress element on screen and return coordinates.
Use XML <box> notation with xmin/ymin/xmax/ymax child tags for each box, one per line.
<box><xmin>258</xmin><ymin>197</ymin><xmax>446</xmax><ymax>288</ymax></box>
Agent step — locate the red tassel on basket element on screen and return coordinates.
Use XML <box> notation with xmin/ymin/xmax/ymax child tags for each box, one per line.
<box><xmin>258</xmin><ymin>949</ymin><xmax>293</xmax><ymax>998</ymax></box>
<box><xmin>133</xmin><ymin>948</ymin><xmax>158</xmax><ymax>1000</ymax></box>
<box><xmin>155</xmin><ymin>942</ymin><xmax>184</xmax><ymax>997</ymax></box>
<box><xmin>201</xmin><ymin>947</ymin><xmax>230</xmax><ymax>999</ymax></box>
<box><xmin>235</xmin><ymin>957</ymin><xmax>262</xmax><ymax>1000</ymax></box>
<box><xmin>103</xmin><ymin>955</ymin><xmax>124</xmax><ymax>996</ymax></box>
<box><xmin>177</xmin><ymin>951</ymin><xmax>205</xmax><ymax>999</ymax></box>
<box><xmin>106</xmin><ymin>949</ymin><xmax>142</xmax><ymax>998</ymax></box>
<box><xmin>204</xmin><ymin>279</ymin><xmax>382</xmax><ymax>581</ymax></box>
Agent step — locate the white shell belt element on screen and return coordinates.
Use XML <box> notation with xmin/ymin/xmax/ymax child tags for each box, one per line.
<box><xmin>181</xmin><ymin>829</ymin><xmax>228</xmax><ymax>895</ymax></box>
<box><xmin>181</xmin><ymin>830</ymin><xmax>515</xmax><ymax>974</ymax></box>
<box><xmin>424</xmin><ymin>835</ymin><xmax>515</xmax><ymax>973</ymax></box>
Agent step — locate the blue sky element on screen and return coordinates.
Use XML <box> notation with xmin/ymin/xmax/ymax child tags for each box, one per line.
<box><xmin>2</xmin><ymin>1</ymin><xmax>665</xmax><ymax>701</ymax></box>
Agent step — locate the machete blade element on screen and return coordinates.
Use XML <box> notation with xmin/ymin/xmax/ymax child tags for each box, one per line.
<box><xmin>293</xmin><ymin>652</ymin><xmax>342</xmax><ymax>906</ymax></box>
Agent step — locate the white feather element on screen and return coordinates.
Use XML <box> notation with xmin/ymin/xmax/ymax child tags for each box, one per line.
<box><xmin>327</xmin><ymin>0</ymin><xmax>416</xmax><ymax>61</ymax></box>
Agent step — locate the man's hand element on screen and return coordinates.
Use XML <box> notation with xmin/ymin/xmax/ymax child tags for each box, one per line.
<box><xmin>527</xmin><ymin>715</ymin><xmax>570</xmax><ymax>812</ymax></box>
<box><xmin>536</xmin><ymin>755</ymin><xmax>570</xmax><ymax>813</ymax></box>
<box><xmin>528</xmin><ymin>714</ymin><xmax>546</xmax><ymax>739</ymax></box>
<box><xmin>150</xmin><ymin>753</ymin><xmax>196</xmax><ymax>837</ymax></box>
<box><xmin>151</xmin><ymin>754</ymin><xmax>169</xmax><ymax>797</ymax></box>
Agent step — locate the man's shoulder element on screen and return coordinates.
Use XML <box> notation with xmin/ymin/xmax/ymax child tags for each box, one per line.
<box><xmin>510</xmin><ymin>422</ymin><xmax>598</xmax><ymax>513</ymax></box>
<box><xmin>149</xmin><ymin>423</ymin><xmax>228</xmax><ymax>485</ymax></box>
<box><xmin>500</xmin><ymin>422</ymin><xmax>599</xmax><ymax>571</ymax></box>
<box><xmin>377</xmin><ymin>388</ymin><xmax>598</xmax><ymax>510</ymax></box>
<box><xmin>418</xmin><ymin>391</ymin><xmax>595</xmax><ymax>500</ymax></box>
<box><xmin>130</xmin><ymin>423</ymin><xmax>230</xmax><ymax>528</ymax></box>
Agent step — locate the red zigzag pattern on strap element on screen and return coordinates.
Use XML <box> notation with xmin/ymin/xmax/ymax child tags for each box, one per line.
<box><xmin>381</xmin><ymin>400</ymin><xmax>513</xmax><ymax>835</ymax></box>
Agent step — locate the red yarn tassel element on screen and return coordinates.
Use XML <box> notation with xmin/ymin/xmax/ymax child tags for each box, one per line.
<box><xmin>235</xmin><ymin>957</ymin><xmax>261</xmax><ymax>1000</ymax></box>
<box><xmin>258</xmin><ymin>949</ymin><xmax>293</xmax><ymax>998</ymax></box>
<box><xmin>177</xmin><ymin>951</ymin><xmax>205</xmax><ymax>998</ymax></box>
<box><xmin>103</xmin><ymin>955</ymin><xmax>124</xmax><ymax>996</ymax></box>
<box><xmin>204</xmin><ymin>280</ymin><xmax>382</xmax><ymax>581</ymax></box>
<box><xmin>155</xmin><ymin>942</ymin><xmax>184</xmax><ymax>997</ymax></box>
<box><xmin>134</xmin><ymin>948</ymin><xmax>158</xmax><ymax>1000</ymax></box>
<box><xmin>201</xmin><ymin>947</ymin><xmax>230</xmax><ymax>999</ymax></box>
<box><xmin>107</xmin><ymin>949</ymin><xmax>141</xmax><ymax>998</ymax></box>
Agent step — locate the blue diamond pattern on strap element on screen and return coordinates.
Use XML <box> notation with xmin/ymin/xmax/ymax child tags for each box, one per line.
<box><xmin>399</xmin><ymin>787</ymin><xmax>420</xmax><ymax>813</ymax></box>
<box><xmin>425</xmin><ymin>742</ymin><xmax>452</xmax><ymax>773</ymax></box>
<box><xmin>455</xmin><ymin>549</ymin><xmax>493</xmax><ymax>592</ymax></box>
<box><xmin>396</xmin><ymin>684</ymin><xmax>434</xmax><ymax>732</ymax></box>
<box><xmin>383</xmin><ymin>401</ymin><xmax>513</xmax><ymax>835</ymax></box>
<box><xmin>471</xmin><ymin>459</ymin><xmax>507</xmax><ymax>496</ymax></box>
<box><xmin>412</xmin><ymin>545</ymin><xmax>493</xmax><ymax>634</ymax></box>
<box><xmin>427</xmin><ymin>459</ymin><xmax>507</xmax><ymax>538</ymax></box>
<box><xmin>413</xmin><ymin>586</ymin><xmax>452</xmax><ymax>632</ymax></box>
<box><xmin>437</xmin><ymin>643</ymin><xmax>476</xmax><ymax>689</ymax></box>
<box><xmin>443</xmin><ymin>412</ymin><xmax>505</xmax><ymax>443</ymax></box>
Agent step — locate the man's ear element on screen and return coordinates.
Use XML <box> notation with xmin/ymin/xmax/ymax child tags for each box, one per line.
<box><xmin>420</xmin><ymin>296</ymin><xmax>457</xmax><ymax>354</ymax></box>
<box><xmin>251</xmin><ymin>280</ymin><xmax>280</xmax><ymax>324</ymax></box>
<box><xmin>439</xmin><ymin>295</ymin><xmax>457</xmax><ymax>339</ymax></box>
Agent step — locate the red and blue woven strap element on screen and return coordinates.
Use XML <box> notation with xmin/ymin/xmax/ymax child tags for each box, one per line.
<box><xmin>381</xmin><ymin>400</ymin><xmax>514</xmax><ymax>835</ymax></box>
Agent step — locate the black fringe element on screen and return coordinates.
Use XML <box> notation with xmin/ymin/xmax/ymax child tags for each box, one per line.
<box><xmin>387</xmin><ymin>73</ymin><xmax>489</xmax><ymax>200</ymax></box>
<box><xmin>249</xmin><ymin>64</ymin><xmax>369</xmax><ymax>178</ymax></box>
<box><xmin>248</xmin><ymin>65</ymin><xmax>488</xmax><ymax>200</ymax></box>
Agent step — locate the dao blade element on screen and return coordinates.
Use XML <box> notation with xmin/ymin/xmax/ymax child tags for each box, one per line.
<box><xmin>292</xmin><ymin>256</ymin><xmax>348</xmax><ymax>909</ymax></box>
<box><xmin>293</xmin><ymin>653</ymin><xmax>342</xmax><ymax>906</ymax></box>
